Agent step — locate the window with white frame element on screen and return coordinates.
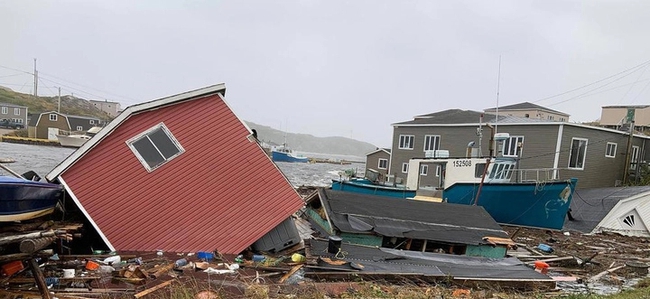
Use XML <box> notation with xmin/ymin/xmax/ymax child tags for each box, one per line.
<box><xmin>13</xmin><ymin>108</ymin><xmax>20</xmax><ymax>115</ymax></box>
<box><xmin>76</xmin><ymin>126</ymin><xmax>83</xmax><ymax>131</ymax></box>
<box><xmin>401</xmin><ymin>163</ymin><xmax>409</xmax><ymax>173</ymax></box>
<box><xmin>423</xmin><ymin>135</ymin><xmax>440</xmax><ymax>151</ymax></box>
<box><xmin>378</xmin><ymin>158</ymin><xmax>388</xmax><ymax>169</ymax></box>
<box><xmin>420</xmin><ymin>165</ymin><xmax>428</xmax><ymax>176</ymax></box>
<box><xmin>503</xmin><ymin>136</ymin><xmax>524</xmax><ymax>157</ymax></box>
<box><xmin>436</xmin><ymin>165</ymin><xmax>441</xmax><ymax>177</ymax></box>
<box><xmin>1</xmin><ymin>107</ymin><xmax>7</xmax><ymax>114</ymax></box>
<box><xmin>14</xmin><ymin>118</ymin><xmax>23</xmax><ymax>123</ymax></box>
<box><xmin>399</xmin><ymin>135</ymin><xmax>414</xmax><ymax>149</ymax></box>
<box><xmin>568</xmin><ymin>138</ymin><xmax>588</xmax><ymax>169</ymax></box>
<box><xmin>49</xmin><ymin>114</ymin><xmax>57</xmax><ymax>121</ymax></box>
<box><xmin>605</xmin><ymin>142</ymin><xmax>617</xmax><ymax>158</ymax></box>
<box><xmin>631</xmin><ymin>146</ymin><xmax>640</xmax><ymax>170</ymax></box>
<box><xmin>90</xmin><ymin>120</ymin><xmax>95</xmax><ymax>125</ymax></box>
<box><xmin>127</xmin><ymin>123</ymin><xmax>185</xmax><ymax>172</ymax></box>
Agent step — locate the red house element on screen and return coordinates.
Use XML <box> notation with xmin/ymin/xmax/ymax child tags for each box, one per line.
<box><xmin>47</xmin><ymin>84</ymin><xmax>305</xmax><ymax>254</ymax></box>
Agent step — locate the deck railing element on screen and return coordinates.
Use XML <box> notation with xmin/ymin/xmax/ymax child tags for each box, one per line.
<box><xmin>511</xmin><ymin>168</ymin><xmax>561</xmax><ymax>182</ymax></box>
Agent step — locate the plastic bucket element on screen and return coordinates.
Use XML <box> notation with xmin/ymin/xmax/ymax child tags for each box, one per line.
<box><xmin>62</xmin><ymin>269</ymin><xmax>75</xmax><ymax>278</ymax></box>
<box><xmin>534</xmin><ymin>261</ymin><xmax>549</xmax><ymax>274</ymax></box>
<box><xmin>197</xmin><ymin>251</ymin><xmax>214</xmax><ymax>261</ymax></box>
<box><xmin>85</xmin><ymin>260</ymin><xmax>100</xmax><ymax>270</ymax></box>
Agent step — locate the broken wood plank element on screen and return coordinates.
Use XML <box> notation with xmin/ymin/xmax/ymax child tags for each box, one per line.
<box><xmin>148</xmin><ymin>263</ymin><xmax>175</xmax><ymax>279</ymax></box>
<box><xmin>279</xmin><ymin>265</ymin><xmax>303</xmax><ymax>283</ymax></box>
<box><xmin>27</xmin><ymin>258</ymin><xmax>53</xmax><ymax>299</ymax></box>
<box><xmin>588</xmin><ymin>265</ymin><xmax>626</xmax><ymax>282</ymax></box>
<box><xmin>525</xmin><ymin>256</ymin><xmax>575</xmax><ymax>265</ymax></box>
<box><xmin>134</xmin><ymin>280</ymin><xmax>174</xmax><ymax>298</ymax></box>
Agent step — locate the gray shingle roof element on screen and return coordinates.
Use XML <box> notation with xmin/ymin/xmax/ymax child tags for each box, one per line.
<box><xmin>0</xmin><ymin>102</ymin><xmax>27</xmax><ymax>108</ymax></box>
<box><xmin>395</xmin><ymin>109</ymin><xmax>547</xmax><ymax>125</ymax></box>
<box><xmin>484</xmin><ymin>102</ymin><xmax>569</xmax><ymax>116</ymax></box>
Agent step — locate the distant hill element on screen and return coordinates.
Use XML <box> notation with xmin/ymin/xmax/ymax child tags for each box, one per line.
<box><xmin>0</xmin><ymin>86</ymin><xmax>110</xmax><ymax>120</ymax></box>
<box><xmin>247</xmin><ymin>122</ymin><xmax>377</xmax><ymax>157</ymax></box>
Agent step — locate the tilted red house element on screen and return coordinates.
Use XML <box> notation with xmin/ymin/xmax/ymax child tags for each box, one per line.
<box><xmin>47</xmin><ymin>84</ymin><xmax>305</xmax><ymax>254</ymax></box>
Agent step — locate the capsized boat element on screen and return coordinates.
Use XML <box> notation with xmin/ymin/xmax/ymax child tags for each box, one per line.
<box><xmin>0</xmin><ymin>163</ymin><xmax>63</xmax><ymax>222</ymax></box>
<box><xmin>271</xmin><ymin>144</ymin><xmax>309</xmax><ymax>163</ymax></box>
<box><xmin>331</xmin><ymin>133</ymin><xmax>578</xmax><ymax>230</ymax></box>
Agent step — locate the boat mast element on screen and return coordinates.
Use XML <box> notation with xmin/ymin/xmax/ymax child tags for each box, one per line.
<box><xmin>493</xmin><ymin>56</ymin><xmax>502</xmax><ymax>156</ymax></box>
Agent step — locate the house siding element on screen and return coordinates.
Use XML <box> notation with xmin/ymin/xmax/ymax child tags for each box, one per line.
<box><xmin>366</xmin><ymin>151</ymin><xmax>390</xmax><ymax>178</ymax></box>
<box><xmin>35</xmin><ymin>113</ymin><xmax>70</xmax><ymax>139</ymax></box>
<box><xmin>0</xmin><ymin>103</ymin><xmax>28</xmax><ymax>126</ymax></box>
<box><xmin>59</xmin><ymin>93</ymin><xmax>304</xmax><ymax>253</ymax></box>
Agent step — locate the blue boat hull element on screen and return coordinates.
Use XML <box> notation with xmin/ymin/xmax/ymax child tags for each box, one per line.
<box><xmin>331</xmin><ymin>179</ymin><xmax>416</xmax><ymax>199</ymax></box>
<box><xmin>0</xmin><ymin>176</ymin><xmax>63</xmax><ymax>222</ymax></box>
<box><xmin>272</xmin><ymin>151</ymin><xmax>309</xmax><ymax>163</ymax></box>
<box><xmin>330</xmin><ymin>178</ymin><xmax>578</xmax><ymax>230</ymax></box>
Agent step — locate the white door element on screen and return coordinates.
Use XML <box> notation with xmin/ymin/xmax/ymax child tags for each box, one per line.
<box><xmin>48</xmin><ymin>127</ymin><xmax>60</xmax><ymax>140</ymax></box>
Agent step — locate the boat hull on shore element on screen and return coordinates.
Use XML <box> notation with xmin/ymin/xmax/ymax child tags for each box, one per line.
<box><xmin>0</xmin><ymin>176</ymin><xmax>62</xmax><ymax>222</ymax></box>
<box><xmin>331</xmin><ymin>179</ymin><xmax>416</xmax><ymax>198</ymax></box>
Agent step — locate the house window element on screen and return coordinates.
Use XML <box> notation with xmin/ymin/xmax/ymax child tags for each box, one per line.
<box><xmin>631</xmin><ymin>146</ymin><xmax>640</xmax><ymax>170</ymax></box>
<box><xmin>90</xmin><ymin>120</ymin><xmax>95</xmax><ymax>125</ymax></box>
<box><xmin>548</xmin><ymin>115</ymin><xmax>554</xmax><ymax>120</ymax></box>
<box><xmin>568</xmin><ymin>138</ymin><xmax>588</xmax><ymax>169</ymax></box>
<box><xmin>436</xmin><ymin>165</ymin><xmax>441</xmax><ymax>177</ymax></box>
<box><xmin>14</xmin><ymin>108</ymin><xmax>20</xmax><ymax>115</ymax></box>
<box><xmin>503</xmin><ymin>136</ymin><xmax>524</xmax><ymax>157</ymax></box>
<box><xmin>420</xmin><ymin>165</ymin><xmax>428</xmax><ymax>176</ymax></box>
<box><xmin>423</xmin><ymin>135</ymin><xmax>440</xmax><ymax>151</ymax></box>
<box><xmin>378</xmin><ymin>158</ymin><xmax>388</xmax><ymax>169</ymax></box>
<box><xmin>49</xmin><ymin>114</ymin><xmax>57</xmax><ymax>121</ymax></box>
<box><xmin>560</xmin><ymin>117</ymin><xmax>566</xmax><ymax>121</ymax></box>
<box><xmin>76</xmin><ymin>126</ymin><xmax>83</xmax><ymax>131</ymax></box>
<box><xmin>524</xmin><ymin>113</ymin><xmax>529</xmax><ymax>118</ymax></box>
<box><xmin>1</xmin><ymin>107</ymin><xmax>7</xmax><ymax>114</ymax></box>
<box><xmin>401</xmin><ymin>163</ymin><xmax>409</xmax><ymax>173</ymax></box>
<box><xmin>399</xmin><ymin>135</ymin><xmax>414</xmax><ymax>149</ymax></box>
<box><xmin>127</xmin><ymin>123</ymin><xmax>185</xmax><ymax>172</ymax></box>
<box><xmin>605</xmin><ymin>142</ymin><xmax>617</xmax><ymax>158</ymax></box>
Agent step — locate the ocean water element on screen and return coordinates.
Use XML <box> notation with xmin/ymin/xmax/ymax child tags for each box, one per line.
<box><xmin>0</xmin><ymin>142</ymin><xmax>365</xmax><ymax>187</ymax></box>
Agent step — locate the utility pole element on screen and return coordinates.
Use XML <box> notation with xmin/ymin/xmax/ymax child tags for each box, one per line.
<box><xmin>57</xmin><ymin>87</ymin><xmax>61</xmax><ymax>113</ymax></box>
<box><xmin>33</xmin><ymin>58</ymin><xmax>38</xmax><ymax>96</ymax></box>
<box><xmin>623</xmin><ymin>108</ymin><xmax>636</xmax><ymax>184</ymax></box>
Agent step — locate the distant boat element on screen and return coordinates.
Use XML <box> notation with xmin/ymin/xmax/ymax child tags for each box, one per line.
<box><xmin>56</xmin><ymin>126</ymin><xmax>102</xmax><ymax>148</ymax></box>
<box><xmin>271</xmin><ymin>144</ymin><xmax>309</xmax><ymax>163</ymax></box>
<box><xmin>0</xmin><ymin>163</ymin><xmax>62</xmax><ymax>222</ymax></box>
<box><xmin>331</xmin><ymin>133</ymin><xmax>578</xmax><ymax>230</ymax></box>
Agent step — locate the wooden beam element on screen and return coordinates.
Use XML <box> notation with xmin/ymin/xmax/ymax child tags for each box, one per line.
<box><xmin>279</xmin><ymin>265</ymin><xmax>303</xmax><ymax>283</ymax></box>
<box><xmin>134</xmin><ymin>280</ymin><xmax>174</xmax><ymax>298</ymax></box>
<box><xmin>27</xmin><ymin>258</ymin><xmax>53</xmax><ymax>299</ymax></box>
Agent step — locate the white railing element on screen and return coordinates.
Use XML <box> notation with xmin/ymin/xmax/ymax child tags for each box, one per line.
<box><xmin>511</xmin><ymin>168</ymin><xmax>561</xmax><ymax>182</ymax></box>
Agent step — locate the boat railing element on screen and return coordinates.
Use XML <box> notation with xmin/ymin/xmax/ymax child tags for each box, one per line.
<box><xmin>511</xmin><ymin>168</ymin><xmax>561</xmax><ymax>183</ymax></box>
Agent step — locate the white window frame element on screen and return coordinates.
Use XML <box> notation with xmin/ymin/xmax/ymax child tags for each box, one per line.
<box><xmin>631</xmin><ymin>145</ymin><xmax>640</xmax><ymax>170</ymax></box>
<box><xmin>436</xmin><ymin>165</ymin><xmax>441</xmax><ymax>177</ymax></box>
<box><xmin>401</xmin><ymin>163</ymin><xmax>409</xmax><ymax>174</ymax></box>
<box><xmin>423</xmin><ymin>135</ymin><xmax>440</xmax><ymax>151</ymax></box>
<box><xmin>605</xmin><ymin>142</ymin><xmax>617</xmax><ymax>158</ymax></box>
<box><xmin>568</xmin><ymin>137</ymin><xmax>588</xmax><ymax>170</ymax></box>
<box><xmin>1</xmin><ymin>107</ymin><xmax>7</xmax><ymax>114</ymax></box>
<box><xmin>76</xmin><ymin>126</ymin><xmax>83</xmax><ymax>131</ymax></box>
<box><xmin>13</xmin><ymin>108</ymin><xmax>20</xmax><ymax>115</ymax></box>
<box><xmin>503</xmin><ymin>136</ymin><xmax>524</xmax><ymax>157</ymax></box>
<box><xmin>398</xmin><ymin>135</ymin><xmax>414</xmax><ymax>150</ymax></box>
<box><xmin>378</xmin><ymin>158</ymin><xmax>388</xmax><ymax>170</ymax></box>
<box><xmin>420</xmin><ymin>164</ymin><xmax>428</xmax><ymax>176</ymax></box>
<box><xmin>49</xmin><ymin>114</ymin><xmax>57</xmax><ymax>121</ymax></box>
<box><xmin>90</xmin><ymin>119</ymin><xmax>95</xmax><ymax>125</ymax></box>
<box><xmin>126</xmin><ymin>123</ymin><xmax>185</xmax><ymax>172</ymax></box>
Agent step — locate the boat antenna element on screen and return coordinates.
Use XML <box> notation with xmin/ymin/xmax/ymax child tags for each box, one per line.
<box><xmin>494</xmin><ymin>55</ymin><xmax>501</xmax><ymax>134</ymax></box>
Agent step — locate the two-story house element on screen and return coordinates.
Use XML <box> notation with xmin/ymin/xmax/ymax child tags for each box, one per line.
<box><xmin>90</xmin><ymin>99</ymin><xmax>121</xmax><ymax>118</ymax></box>
<box><xmin>33</xmin><ymin>111</ymin><xmax>102</xmax><ymax>139</ymax></box>
<box><xmin>600</xmin><ymin>105</ymin><xmax>650</xmax><ymax>131</ymax></box>
<box><xmin>389</xmin><ymin>109</ymin><xmax>649</xmax><ymax>189</ymax></box>
<box><xmin>0</xmin><ymin>102</ymin><xmax>28</xmax><ymax>127</ymax></box>
<box><xmin>484</xmin><ymin>102</ymin><xmax>570</xmax><ymax>122</ymax></box>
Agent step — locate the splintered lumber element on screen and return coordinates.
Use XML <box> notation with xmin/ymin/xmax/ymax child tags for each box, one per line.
<box><xmin>27</xmin><ymin>258</ymin><xmax>53</xmax><ymax>299</ymax></box>
<box><xmin>0</xmin><ymin>230</ymin><xmax>63</xmax><ymax>245</ymax></box>
<box><xmin>588</xmin><ymin>265</ymin><xmax>627</xmax><ymax>282</ymax></box>
<box><xmin>20</xmin><ymin>237</ymin><xmax>57</xmax><ymax>253</ymax></box>
<box><xmin>134</xmin><ymin>280</ymin><xmax>174</xmax><ymax>298</ymax></box>
<box><xmin>279</xmin><ymin>265</ymin><xmax>303</xmax><ymax>283</ymax></box>
<box><xmin>525</xmin><ymin>256</ymin><xmax>575</xmax><ymax>265</ymax></box>
<box><xmin>148</xmin><ymin>262</ymin><xmax>175</xmax><ymax>278</ymax></box>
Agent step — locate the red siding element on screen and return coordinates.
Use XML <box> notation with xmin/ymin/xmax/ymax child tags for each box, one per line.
<box><xmin>61</xmin><ymin>94</ymin><xmax>304</xmax><ymax>253</ymax></box>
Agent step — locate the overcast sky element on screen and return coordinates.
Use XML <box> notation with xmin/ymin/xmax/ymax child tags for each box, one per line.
<box><xmin>1</xmin><ymin>1</ymin><xmax>650</xmax><ymax>147</ymax></box>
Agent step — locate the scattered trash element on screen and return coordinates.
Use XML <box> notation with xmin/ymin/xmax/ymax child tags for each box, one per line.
<box><xmin>62</xmin><ymin>269</ymin><xmax>75</xmax><ymax>278</ymax></box>
<box><xmin>174</xmin><ymin>258</ymin><xmax>188</xmax><ymax>268</ymax></box>
<box><xmin>563</xmin><ymin>231</ymin><xmax>570</xmax><ymax>236</ymax></box>
<box><xmin>537</xmin><ymin>243</ymin><xmax>554</xmax><ymax>253</ymax></box>
<box><xmin>252</xmin><ymin>254</ymin><xmax>266</xmax><ymax>262</ymax></box>
<box><xmin>103</xmin><ymin>255</ymin><xmax>121</xmax><ymax>265</ymax></box>
<box><xmin>534</xmin><ymin>261</ymin><xmax>550</xmax><ymax>274</ymax></box>
<box><xmin>291</xmin><ymin>253</ymin><xmax>306</xmax><ymax>263</ymax></box>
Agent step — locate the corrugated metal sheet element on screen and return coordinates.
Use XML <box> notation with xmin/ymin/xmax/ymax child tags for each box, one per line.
<box><xmin>60</xmin><ymin>93</ymin><xmax>304</xmax><ymax>254</ymax></box>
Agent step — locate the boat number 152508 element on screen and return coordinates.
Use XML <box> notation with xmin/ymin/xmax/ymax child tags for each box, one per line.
<box><xmin>452</xmin><ymin>160</ymin><xmax>472</xmax><ymax>167</ymax></box>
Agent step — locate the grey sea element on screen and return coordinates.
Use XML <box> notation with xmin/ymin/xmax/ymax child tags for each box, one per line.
<box><xmin>0</xmin><ymin>142</ymin><xmax>365</xmax><ymax>187</ymax></box>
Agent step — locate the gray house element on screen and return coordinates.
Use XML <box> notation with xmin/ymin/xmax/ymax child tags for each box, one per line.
<box><xmin>365</xmin><ymin>148</ymin><xmax>391</xmax><ymax>179</ymax></box>
<box><xmin>0</xmin><ymin>102</ymin><xmax>28</xmax><ymax>127</ymax></box>
<box><xmin>389</xmin><ymin>109</ymin><xmax>650</xmax><ymax>189</ymax></box>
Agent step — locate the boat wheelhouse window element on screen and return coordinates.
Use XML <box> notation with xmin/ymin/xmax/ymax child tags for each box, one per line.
<box><xmin>49</xmin><ymin>114</ymin><xmax>57</xmax><ymax>121</ymax></box>
<box><xmin>401</xmin><ymin>163</ymin><xmax>409</xmax><ymax>173</ymax></box>
<box><xmin>474</xmin><ymin>163</ymin><xmax>486</xmax><ymax>178</ymax></box>
<box><xmin>399</xmin><ymin>135</ymin><xmax>414</xmax><ymax>149</ymax></box>
<box><xmin>568</xmin><ymin>138</ymin><xmax>587</xmax><ymax>170</ymax></box>
<box><xmin>503</xmin><ymin>136</ymin><xmax>524</xmax><ymax>157</ymax></box>
<box><xmin>76</xmin><ymin>126</ymin><xmax>83</xmax><ymax>131</ymax></box>
<box><xmin>420</xmin><ymin>165</ymin><xmax>428</xmax><ymax>176</ymax></box>
<box><xmin>605</xmin><ymin>142</ymin><xmax>617</xmax><ymax>158</ymax></box>
<box><xmin>378</xmin><ymin>158</ymin><xmax>388</xmax><ymax>169</ymax></box>
<box><xmin>127</xmin><ymin>123</ymin><xmax>185</xmax><ymax>172</ymax></box>
<box><xmin>423</xmin><ymin>135</ymin><xmax>440</xmax><ymax>151</ymax></box>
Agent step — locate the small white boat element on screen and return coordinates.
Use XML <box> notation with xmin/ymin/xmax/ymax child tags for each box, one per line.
<box><xmin>56</xmin><ymin>126</ymin><xmax>102</xmax><ymax>148</ymax></box>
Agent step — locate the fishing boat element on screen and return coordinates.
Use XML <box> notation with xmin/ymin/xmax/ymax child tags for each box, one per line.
<box><xmin>271</xmin><ymin>144</ymin><xmax>309</xmax><ymax>163</ymax></box>
<box><xmin>56</xmin><ymin>126</ymin><xmax>102</xmax><ymax>148</ymax></box>
<box><xmin>331</xmin><ymin>133</ymin><xmax>578</xmax><ymax>230</ymax></box>
<box><xmin>0</xmin><ymin>163</ymin><xmax>62</xmax><ymax>222</ymax></box>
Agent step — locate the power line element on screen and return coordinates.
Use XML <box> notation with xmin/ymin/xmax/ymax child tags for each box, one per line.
<box><xmin>37</xmin><ymin>71</ymin><xmax>136</xmax><ymax>102</ymax></box>
<box><xmin>0</xmin><ymin>64</ymin><xmax>33</xmax><ymax>75</ymax></box>
<box><xmin>545</xmin><ymin>68</ymin><xmax>642</xmax><ymax>107</ymax></box>
<box><xmin>39</xmin><ymin>77</ymin><xmax>113</xmax><ymax>101</ymax></box>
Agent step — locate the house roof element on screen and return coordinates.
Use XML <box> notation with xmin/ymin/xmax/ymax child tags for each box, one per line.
<box><xmin>397</xmin><ymin>109</ymin><xmax>546</xmax><ymax>126</ymax></box>
<box><xmin>484</xmin><ymin>102</ymin><xmax>569</xmax><ymax>116</ymax></box>
<box><xmin>365</xmin><ymin>148</ymin><xmax>391</xmax><ymax>156</ymax></box>
<box><xmin>47</xmin><ymin>84</ymin><xmax>305</xmax><ymax>254</ymax></box>
<box><xmin>320</xmin><ymin>189</ymin><xmax>508</xmax><ymax>245</ymax></box>
<box><xmin>0</xmin><ymin>102</ymin><xmax>27</xmax><ymax>108</ymax></box>
<box><xmin>564</xmin><ymin>186</ymin><xmax>650</xmax><ymax>233</ymax></box>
